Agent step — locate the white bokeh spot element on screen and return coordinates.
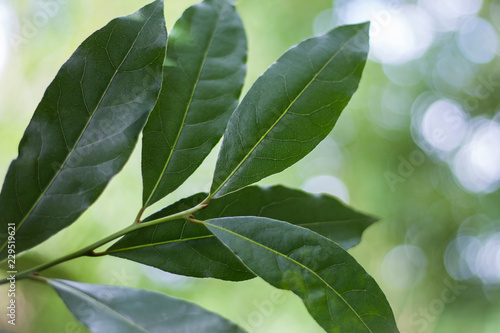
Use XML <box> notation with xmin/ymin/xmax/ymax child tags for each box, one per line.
<box><xmin>453</xmin><ymin>119</ymin><xmax>500</xmax><ymax>193</ymax></box>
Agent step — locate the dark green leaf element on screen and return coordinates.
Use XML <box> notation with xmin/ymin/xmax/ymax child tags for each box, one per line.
<box><xmin>109</xmin><ymin>193</ymin><xmax>254</xmax><ymax>281</ymax></box>
<box><xmin>142</xmin><ymin>0</ymin><xmax>247</xmax><ymax>207</ymax></box>
<box><xmin>197</xmin><ymin>185</ymin><xmax>376</xmax><ymax>249</ymax></box>
<box><xmin>50</xmin><ymin>279</ymin><xmax>245</xmax><ymax>333</ymax></box>
<box><xmin>0</xmin><ymin>0</ymin><xmax>167</xmax><ymax>259</ymax></box>
<box><xmin>206</xmin><ymin>217</ymin><xmax>399</xmax><ymax>333</ymax></box>
<box><xmin>107</xmin><ymin>185</ymin><xmax>375</xmax><ymax>280</ymax></box>
<box><xmin>210</xmin><ymin>23</ymin><xmax>370</xmax><ymax>197</ymax></box>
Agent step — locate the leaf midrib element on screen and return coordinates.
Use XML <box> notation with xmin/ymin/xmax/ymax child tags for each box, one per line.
<box><xmin>211</xmin><ymin>31</ymin><xmax>360</xmax><ymax>197</ymax></box>
<box><xmin>143</xmin><ymin>3</ymin><xmax>226</xmax><ymax>208</ymax></box>
<box><xmin>108</xmin><ymin>218</ymin><xmax>370</xmax><ymax>253</ymax></box>
<box><xmin>206</xmin><ymin>221</ymin><xmax>373</xmax><ymax>333</ymax></box>
<box><xmin>0</xmin><ymin>2</ymin><xmax>160</xmax><ymax>253</ymax></box>
<box><xmin>108</xmin><ymin>234</ymin><xmax>213</xmax><ymax>253</ymax></box>
<box><xmin>51</xmin><ymin>279</ymin><xmax>150</xmax><ymax>333</ymax></box>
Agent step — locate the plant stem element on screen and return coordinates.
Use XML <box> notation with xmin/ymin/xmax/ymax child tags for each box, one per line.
<box><xmin>134</xmin><ymin>206</ymin><xmax>147</xmax><ymax>224</ymax></box>
<box><xmin>0</xmin><ymin>203</ymin><xmax>206</xmax><ymax>285</ymax></box>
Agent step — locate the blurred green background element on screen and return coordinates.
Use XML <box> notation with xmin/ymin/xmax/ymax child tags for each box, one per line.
<box><xmin>1</xmin><ymin>0</ymin><xmax>500</xmax><ymax>332</ymax></box>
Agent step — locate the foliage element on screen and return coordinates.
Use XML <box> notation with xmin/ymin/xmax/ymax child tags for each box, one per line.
<box><xmin>0</xmin><ymin>0</ymin><xmax>399</xmax><ymax>332</ymax></box>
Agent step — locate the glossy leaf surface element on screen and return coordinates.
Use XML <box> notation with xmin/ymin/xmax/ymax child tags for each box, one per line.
<box><xmin>108</xmin><ymin>185</ymin><xmax>375</xmax><ymax>280</ymax></box>
<box><xmin>210</xmin><ymin>23</ymin><xmax>369</xmax><ymax>197</ymax></box>
<box><xmin>206</xmin><ymin>217</ymin><xmax>399</xmax><ymax>333</ymax></box>
<box><xmin>142</xmin><ymin>0</ymin><xmax>247</xmax><ymax>207</ymax></box>
<box><xmin>50</xmin><ymin>279</ymin><xmax>245</xmax><ymax>333</ymax></box>
<box><xmin>0</xmin><ymin>0</ymin><xmax>167</xmax><ymax>259</ymax></box>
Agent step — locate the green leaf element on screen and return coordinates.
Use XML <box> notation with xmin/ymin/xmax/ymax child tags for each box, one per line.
<box><xmin>205</xmin><ymin>217</ymin><xmax>399</xmax><ymax>333</ymax></box>
<box><xmin>0</xmin><ymin>0</ymin><xmax>167</xmax><ymax>259</ymax></box>
<box><xmin>197</xmin><ymin>185</ymin><xmax>376</xmax><ymax>249</ymax></box>
<box><xmin>107</xmin><ymin>185</ymin><xmax>375</xmax><ymax>280</ymax></box>
<box><xmin>210</xmin><ymin>23</ymin><xmax>370</xmax><ymax>197</ymax></box>
<box><xmin>108</xmin><ymin>193</ymin><xmax>254</xmax><ymax>281</ymax></box>
<box><xmin>142</xmin><ymin>0</ymin><xmax>247</xmax><ymax>208</ymax></box>
<box><xmin>50</xmin><ymin>279</ymin><xmax>245</xmax><ymax>333</ymax></box>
